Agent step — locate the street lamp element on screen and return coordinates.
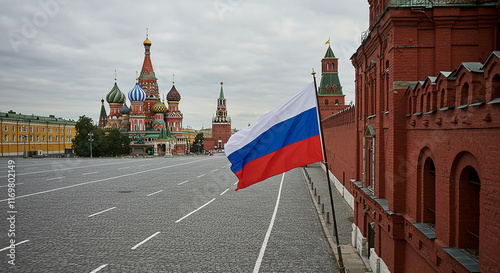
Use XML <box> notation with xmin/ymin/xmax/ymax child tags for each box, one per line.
<box><xmin>88</xmin><ymin>131</ymin><xmax>94</xmax><ymax>158</ymax></box>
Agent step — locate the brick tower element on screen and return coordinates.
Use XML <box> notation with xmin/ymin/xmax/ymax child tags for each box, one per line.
<box><xmin>209</xmin><ymin>82</ymin><xmax>231</xmax><ymax>150</ymax></box>
<box><xmin>138</xmin><ymin>34</ymin><xmax>159</xmax><ymax>130</ymax></box>
<box><xmin>317</xmin><ymin>43</ymin><xmax>348</xmax><ymax>119</ymax></box>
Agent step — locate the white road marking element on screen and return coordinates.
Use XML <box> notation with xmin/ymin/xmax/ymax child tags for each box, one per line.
<box><xmin>177</xmin><ymin>180</ymin><xmax>189</xmax><ymax>185</ymax></box>
<box><xmin>0</xmin><ymin>240</ymin><xmax>29</xmax><ymax>252</ymax></box>
<box><xmin>82</xmin><ymin>171</ymin><xmax>99</xmax><ymax>176</ymax></box>
<box><xmin>0</xmin><ymin>158</ymin><xmax>212</xmax><ymax>203</ymax></box>
<box><xmin>234</xmin><ymin>181</ymin><xmax>238</xmax><ymax>185</ymax></box>
<box><xmin>46</xmin><ymin>177</ymin><xmax>64</xmax><ymax>181</ymax></box>
<box><xmin>147</xmin><ymin>190</ymin><xmax>163</xmax><ymax>196</ymax></box>
<box><xmin>175</xmin><ymin>198</ymin><xmax>216</xmax><ymax>223</ymax></box>
<box><xmin>118</xmin><ymin>167</ymin><xmax>130</xmax><ymax>170</ymax></box>
<box><xmin>131</xmin><ymin>232</ymin><xmax>161</xmax><ymax>250</ymax></box>
<box><xmin>0</xmin><ymin>183</ymin><xmax>23</xmax><ymax>188</ymax></box>
<box><xmin>212</xmin><ymin>169</ymin><xmax>218</xmax><ymax>172</ymax></box>
<box><xmin>139</xmin><ymin>164</ymin><xmax>149</xmax><ymax>167</ymax></box>
<box><xmin>253</xmin><ymin>173</ymin><xmax>285</xmax><ymax>273</ymax></box>
<box><xmin>0</xmin><ymin>159</ymin><xmax>154</xmax><ymax>178</ymax></box>
<box><xmin>88</xmin><ymin>207</ymin><xmax>116</xmax><ymax>218</ymax></box>
<box><xmin>197</xmin><ymin>174</ymin><xmax>205</xmax><ymax>178</ymax></box>
<box><xmin>89</xmin><ymin>264</ymin><xmax>108</xmax><ymax>273</ymax></box>
<box><xmin>220</xmin><ymin>188</ymin><xmax>230</xmax><ymax>195</ymax></box>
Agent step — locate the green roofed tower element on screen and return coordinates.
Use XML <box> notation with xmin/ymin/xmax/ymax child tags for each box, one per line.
<box><xmin>317</xmin><ymin>43</ymin><xmax>348</xmax><ymax>120</ymax></box>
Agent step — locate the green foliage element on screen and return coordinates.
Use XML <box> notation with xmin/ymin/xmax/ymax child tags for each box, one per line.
<box><xmin>190</xmin><ymin>133</ymin><xmax>204</xmax><ymax>153</ymax></box>
<box><xmin>72</xmin><ymin>116</ymin><xmax>130</xmax><ymax>157</ymax></box>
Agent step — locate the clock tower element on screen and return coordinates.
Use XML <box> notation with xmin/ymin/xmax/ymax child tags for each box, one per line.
<box><xmin>205</xmin><ymin>82</ymin><xmax>232</xmax><ymax>151</ymax></box>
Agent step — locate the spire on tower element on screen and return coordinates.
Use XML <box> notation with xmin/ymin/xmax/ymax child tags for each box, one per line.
<box><xmin>219</xmin><ymin>82</ymin><xmax>225</xmax><ymax>101</ymax></box>
<box><xmin>114</xmin><ymin>69</ymin><xmax>117</xmax><ymax>82</ymax></box>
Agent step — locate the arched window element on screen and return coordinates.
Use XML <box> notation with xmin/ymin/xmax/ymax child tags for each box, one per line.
<box><xmin>460</xmin><ymin>82</ymin><xmax>469</xmax><ymax>106</ymax></box>
<box><xmin>426</xmin><ymin>92</ymin><xmax>431</xmax><ymax>112</ymax></box>
<box><xmin>458</xmin><ymin>166</ymin><xmax>480</xmax><ymax>257</ymax></box>
<box><xmin>335</xmin><ymin>99</ymin><xmax>339</xmax><ymax>105</ymax></box>
<box><xmin>490</xmin><ymin>74</ymin><xmax>500</xmax><ymax>101</ymax></box>
<box><xmin>326</xmin><ymin>63</ymin><xmax>329</xmax><ymax>70</ymax></box>
<box><xmin>423</xmin><ymin>158</ymin><xmax>436</xmax><ymax>225</ymax></box>
<box><xmin>331</xmin><ymin>62</ymin><xmax>335</xmax><ymax>70</ymax></box>
<box><xmin>440</xmin><ymin>89</ymin><xmax>446</xmax><ymax>108</ymax></box>
<box><xmin>324</xmin><ymin>99</ymin><xmax>329</xmax><ymax>105</ymax></box>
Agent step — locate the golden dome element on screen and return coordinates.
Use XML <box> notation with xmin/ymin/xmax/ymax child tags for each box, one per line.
<box><xmin>143</xmin><ymin>36</ymin><xmax>151</xmax><ymax>46</ymax></box>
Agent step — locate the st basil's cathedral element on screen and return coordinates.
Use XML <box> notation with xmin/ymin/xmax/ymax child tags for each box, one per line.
<box><xmin>99</xmin><ymin>35</ymin><xmax>187</xmax><ymax>156</ymax></box>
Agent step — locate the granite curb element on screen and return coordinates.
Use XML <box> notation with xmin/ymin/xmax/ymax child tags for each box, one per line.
<box><xmin>301</xmin><ymin>163</ymin><xmax>371</xmax><ymax>273</ymax></box>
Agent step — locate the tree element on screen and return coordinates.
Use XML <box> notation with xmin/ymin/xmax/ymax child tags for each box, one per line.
<box><xmin>72</xmin><ymin>115</ymin><xmax>104</xmax><ymax>157</ymax></box>
<box><xmin>103</xmin><ymin>128</ymin><xmax>130</xmax><ymax>156</ymax></box>
<box><xmin>190</xmin><ymin>133</ymin><xmax>204</xmax><ymax>153</ymax></box>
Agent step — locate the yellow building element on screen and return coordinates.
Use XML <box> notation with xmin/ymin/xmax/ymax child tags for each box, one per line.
<box><xmin>0</xmin><ymin>111</ymin><xmax>76</xmax><ymax>157</ymax></box>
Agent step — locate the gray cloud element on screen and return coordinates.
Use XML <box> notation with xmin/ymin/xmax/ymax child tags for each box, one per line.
<box><xmin>0</xmin><ymin>0</ymin><xmax>368</xmax><ymax>130</ymax></box>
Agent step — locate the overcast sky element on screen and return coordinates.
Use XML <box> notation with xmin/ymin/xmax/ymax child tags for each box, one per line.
<box><xmin>1</xmin><ymin>0</ymin><xmax>369</xmax><ymax>130</ymax></box>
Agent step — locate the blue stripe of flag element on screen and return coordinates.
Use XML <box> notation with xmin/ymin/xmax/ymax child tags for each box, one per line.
<box><xmin>228</xmin><ymin>107</ymin><xmax>320</xmax><ymax>174</ymax></box>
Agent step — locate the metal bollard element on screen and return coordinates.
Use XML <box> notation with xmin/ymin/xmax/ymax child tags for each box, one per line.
<box><xmin>322</xmin><ymin>203</ymin><xmax>325</xmax><ymax>214</ymax></box>
<box><xmin>318</xmin><ymin>195</ymin><xmax>321</xmax><ymax>204</ymax></box>
<box><xmin>327</xmin><ymin>212</ymin><xmax>331</xmax><ymax>223</ymax></box>
<box><xmin>314</xmin><ymin>188</ymin><xmax>317</xmax><ymax>196</ymax></box>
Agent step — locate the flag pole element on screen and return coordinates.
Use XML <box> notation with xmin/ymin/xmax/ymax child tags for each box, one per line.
<box><xmin>312</xmin><ymin>69</ymin><xmax>345</xmax><ymax>273</ymax></box>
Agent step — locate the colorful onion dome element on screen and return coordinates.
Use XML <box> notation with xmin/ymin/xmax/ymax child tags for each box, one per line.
<box><xmin>128</xmin><ymin>82</ymin><xmax>146</xmax><ymax>102</ymax></box>
<box><xmin>120</xmin><ymin>103</ymin><xmax>131</xmax><ymax>115</ymax></box>
<box><xmin>167</xmin><ymin>85</ymin><xmax>181</xmax><ymax>102</ymax></box>
<box><xmin>152</xmin><ymin>98</ymin><xmax>167</xmax><ymax>113</ymax></box>
<box><xmin>106</xmin><ymin>82</ymin><xmax>126</xmax><ymax>104</ymax></box>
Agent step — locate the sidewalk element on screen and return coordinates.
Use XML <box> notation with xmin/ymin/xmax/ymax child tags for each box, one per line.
<box><xmin>302</xmin><ymin>163</ymin><xmax>371</xmax><ymax>273</ymax></box>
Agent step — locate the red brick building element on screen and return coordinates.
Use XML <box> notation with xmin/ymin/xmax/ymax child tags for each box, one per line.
<box><xmin>204</xmin><ymin>82</ymin><xmax>232</xmax><ymax>151</ymax></box>
<box><xmin>322</xmin><ymin>1</ymin><xmax>500</xmax><ymax>272</ymax></box>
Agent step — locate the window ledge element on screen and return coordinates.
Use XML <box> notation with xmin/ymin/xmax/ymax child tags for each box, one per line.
<box><xmin>412</xmin><ymin>222</ymin><xmax>436</xmax><ymax>239</ymax></box>
<box><xmin>439</xmin><ymin>106</ymin><xmax>455</xmax><ymax>111</ymax></box>
<box><xmin>487</xmin><ymin>97</ymin><xmax>500</xmax><ymax>104</ymax></box>
<box><xmin>470</xmin><ymin>102</ymin><xmax>484</xmax><ymax>107</ymax></box>
<box><xmin>442</xmin><ymin>247</ymin><xmax>479</xmax><ymax>273</ymax></box>
<box><xmin>405</xmin><ymin>114</ymin><xmax>411</xmax><ymax>118</ymax></box>
<box><xmin>350</xmin><ymin>179</ymin><xmax>395</xmax><ymax>215</ymax></box>
<box><xmin>424</xmin><ymin>109</ymin><xmax>437</xmax><ymax>115</ymax></box>
<box><xmin>367</xmin><ymin>114</ymin><xmax>376</xmax><ymax>119</ymax></box>
<box><xmin>457</xmin><ymin>104</ymin><xmax>469</xmax><ymax>109</ymax></box>
<box><xmin>384</xmin><ymin>111</ymin><xmax>389</xmax><ymax>115</ymax></box>
<box><xmin>413</xmin><ymin>112</ymin><xmax>422</xmax><ymax>116</ymax></box>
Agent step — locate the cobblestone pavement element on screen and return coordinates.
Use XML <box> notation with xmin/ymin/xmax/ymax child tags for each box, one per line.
<box><xmin>0</xmin><ymin>156</ymin><xmax>338</xmax><ymax>272</ymax></box>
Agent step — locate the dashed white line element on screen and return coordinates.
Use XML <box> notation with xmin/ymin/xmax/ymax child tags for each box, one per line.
<box><xmin>46</xmin><ymin>177</ymin><xmax>64</xmax><ymax>181</ymax></box>
<box><xmin>131</xmin><ymin>232</ymin><xmax>161</xmax><ymax>250</ymax></box>
<box><xmin>212</xmin><ymin>169</ymin><xmax>218</xmax><ymax>172</ymax></box>
<box><xmin>177</xmin><ymin>180</ymin><xmax>188</xmax><ymax>185</ymax></box>
<box><xmin>253</xmin><ymin>173</ymin><xmax>285</xmax><ymax>273</ymax></box>
<box><xmin>175</xmin><ymin>198</ymin><xmax>216</xmax><ymax>223</ymax></box>
<box><xmin>147</xmin><ymin>190</ymin><xmax>163</xmax><ymax>196</ymax></box>
<box><xmin>89</xmin><ymin>264</ymin><xmax>108</xmax><ymax>273</ymax></box>
<box><xmin>234</xmin><ymin>181</ymin><xmax>239</xmax><ymax>185</ymax></box>
<box><xmin>0</xmin><ymin>158</ymin><xmax>212</xmax><ymax>203</ymax></box>
<box><xmin>220</xmin><ymin>188</ymin><xmax>230</xmax><ymax>195</ymax></box>
<box><xmin>82</xmin><ymin>172</ymin><xmax>99</xmax><ymax>176</ymax></box>
<box><xmin>197</xmin><ymin>174</ymin><xmax>205</xmax><ymax>178</ymax></box>
<box><xmin>88</xmin><ymin>207</ymin><xmax>116</xmax><ymax>218</ymax></box>
<box><xmin>0</xmin><ymin>240</ymin><xmax>29</xmax><ymax>252</ymax></box>
<box><xmin>139</xmin><ymin>164</ymin><xmax>149</xmax><ymax>167</ymax></box>
<box><xmin>118</xmin><ymin>167</ymin><xmax>130</xmax><ymax>170</ymax></box>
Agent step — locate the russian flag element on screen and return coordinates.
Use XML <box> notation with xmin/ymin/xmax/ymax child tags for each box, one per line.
<box><xmin>225</xmin><ymin>82</ymin><xmax>324</xmax><ymax>191</ymax></box>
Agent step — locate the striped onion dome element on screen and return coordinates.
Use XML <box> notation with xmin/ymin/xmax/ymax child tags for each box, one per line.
<box><xmin>120</xmin><ymin>103</ymin><xmax>131</xmax><ymax>115</ymax></box>
<box><xmin>167</xmin><ymin>85</ymin><xmax>181</xmax><ymax>102</ymax></box>
<box><xmin>152</xmin><ymin>98</ymin><xmax>167</xmax><ymax>114</ymax></box>
<box><xmin>106</xmin><ymin>82</ymin><xmax>126</xmax><ymax>104</ymax></box>
<box><xmin>128</xmin><ymin>82</ymin><xmax>146</xmax><ymax>102</ymax></box>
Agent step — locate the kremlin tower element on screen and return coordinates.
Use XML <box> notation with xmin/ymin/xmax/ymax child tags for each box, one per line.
<box><xmin>317</xmin><ymin>43</ymin><xmax>348</xmax><ymax>119</ymax></box>
<box><xmin>204</xmin><ymin>82</ymin><xmax>231</xmax><ymax>151</ymax></box>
